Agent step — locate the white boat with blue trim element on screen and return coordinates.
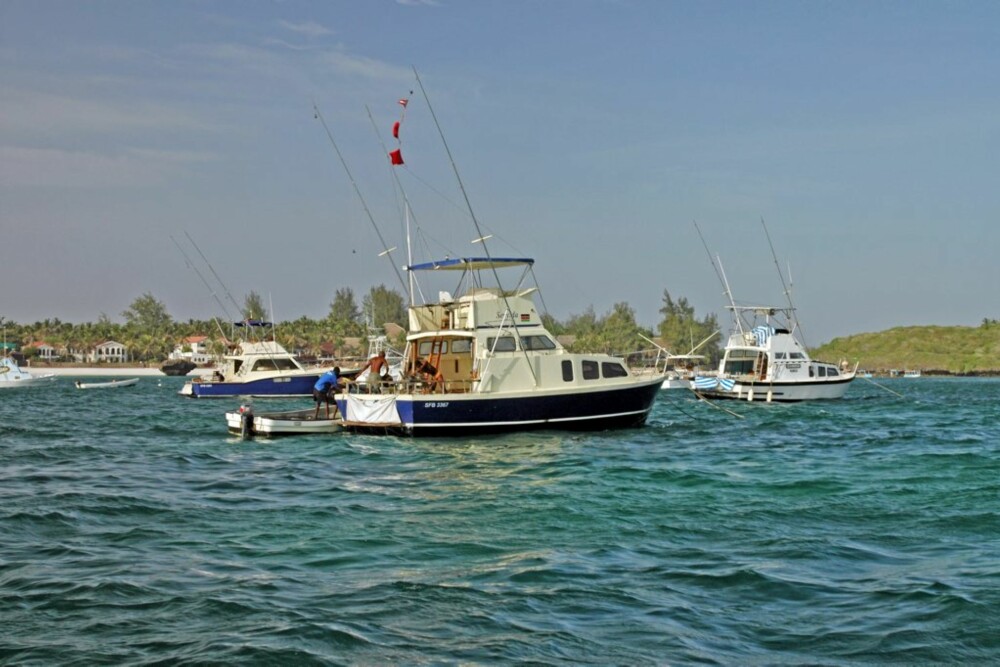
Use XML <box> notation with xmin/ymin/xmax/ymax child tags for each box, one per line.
<box><xmin>179</xmin><ymin>320</ymin><xmax>338</xmax><ymax>399</ymax></box>
<box><xmin>335</xmin><ymin>258</ymin><xmax>664</xmax><ymax>436</ymax></box>
<box><xmin>692</xmin><ymin>305</ymin><xmax>856</xmax><ymax>402</ymax></box>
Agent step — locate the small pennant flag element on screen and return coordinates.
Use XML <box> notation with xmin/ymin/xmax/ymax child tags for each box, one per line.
<box><xmin>392</xmin><ymin>121</ymin><xmax>400</xmax><ymax>139</ymax></box>
<box><xmin>389</xmin><ymin>148</ymin><xmax>404</xmax><ymax>165</ymax></box>
<box><xmin>398</xmin><ymin>98</ymin><xmax>409</xmax><ymax>107</ymax></box>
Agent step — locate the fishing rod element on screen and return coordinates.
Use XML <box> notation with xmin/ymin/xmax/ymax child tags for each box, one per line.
<box><xmin>313</xmin><ymin>102</ymin><xmax>409</xmax><ymax>297</ymax></box>
<box><xmin>412</xmin><ymin>66</ymin><xmax>540</xmax><ymax>388</ymax></box>
<box><xmin>694</xmin><ymin>221</ymin><xmax>745</xmax><ymax>335</ymax></box>
<box><xmin>760</xmin><ymin>217</ymin><xmax>806</xmax><ymax>347</ymax></box>
<box><xmin>170</xmin><ymin>234</ymin><xmax>234</xmax><ymax>340</ymax></box>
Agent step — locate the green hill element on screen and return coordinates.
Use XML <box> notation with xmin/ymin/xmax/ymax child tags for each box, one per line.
<box><xmin>810</xmin><ymin>323</ymin><xmax>1000</xmax><ymax>374</ymax></box>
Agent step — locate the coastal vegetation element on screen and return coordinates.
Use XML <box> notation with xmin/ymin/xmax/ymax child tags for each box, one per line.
<box><xmin>7</xmin><ymin>291</ymin><xmax>998</xmax><ymax>373</ymax></box>
<box><xmin>811</xmin><ymin>321</ymin><xmax>1000</xmax><ymax>374</ymax></box>
<box><xmin>2</xmin><ymin>288</ymin><xmax>715</xmax><ymax>365</ymax></box>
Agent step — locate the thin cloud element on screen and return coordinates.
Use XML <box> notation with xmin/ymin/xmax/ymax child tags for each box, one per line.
<box><xmin>279</xmin><ymin>19</ymin><xmax>334</xmax><ymax>38</ymax></box>
<box><xmin>0</xmin><ymin>87</ymin><xmax>212</xmax><ymax>137</ymax></box>
<box><xmin>0</xmin><ymin>146</ymin><xmax>216</xmax><ymax>188</ymax></box>
<box><xmin>321</xmin><ymin>51</ymin><xmax>412</xmax><ymax>82</ymax></box>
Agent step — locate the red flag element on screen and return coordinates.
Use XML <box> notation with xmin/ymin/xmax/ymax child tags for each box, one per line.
<box><xmin>398</xmin><ymin>98</ymin><xmax>409</xmax><ymax>107</ymax></box>
<box><xmin>392</xmin><ymin>121</ymin><xmax>400</xmax><ymax>139</ymax></box>
<box><xmin>389</xmin><ymin>148</ymin><xmax>404</xmax><ymax>165</ymax></box>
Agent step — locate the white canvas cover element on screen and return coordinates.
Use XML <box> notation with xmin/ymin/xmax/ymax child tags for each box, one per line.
<box><xmin>345</xmin><ymin>394</ymin><xmax>402</xmax><ymax>424</ymax></box>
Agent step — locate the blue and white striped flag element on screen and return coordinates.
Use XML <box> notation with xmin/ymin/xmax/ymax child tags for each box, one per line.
<box><xmin>751</xmin><ymin>325</ymin><xmax>774</xmax><ymax>346</ymax></box>
<box><xmin>718</xmin><ymin>378</ymin><xmax>736</xmax><ymax>391</ymax></box>
<box><xmin>694</xmin><ymin>376</ymin><xmax>719</xmax><ymax>390</ymax></box>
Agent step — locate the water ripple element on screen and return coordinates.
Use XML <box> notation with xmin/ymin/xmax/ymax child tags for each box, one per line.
<box><xmin>2</xmin><ymin>378</ymin><xmax>1000</xmax><ymax>663</ymax></box>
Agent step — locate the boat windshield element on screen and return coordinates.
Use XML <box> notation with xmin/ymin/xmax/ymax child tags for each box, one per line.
<box><xmin>250</xmin><ymin>358</ymin><xmax>300</xmax><ymax>372</ymax></box>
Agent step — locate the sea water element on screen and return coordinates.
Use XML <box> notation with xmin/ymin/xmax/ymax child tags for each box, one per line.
<box><xmin>2</xmin><ymin>378</ymin><xmax>999</xmax><ymax>665</ymax></box>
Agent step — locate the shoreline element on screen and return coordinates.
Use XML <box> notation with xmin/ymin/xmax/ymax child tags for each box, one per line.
<box><xmin>23</xmin><ymin>366</ymin><xmax>190</xmax><ymax>377</ymax></box>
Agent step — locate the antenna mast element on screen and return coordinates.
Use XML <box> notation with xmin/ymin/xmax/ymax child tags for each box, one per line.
<box><xmin>364</xmin><ymin>104</ymin><xmax>423</xmax><ymax>307</ymax></box>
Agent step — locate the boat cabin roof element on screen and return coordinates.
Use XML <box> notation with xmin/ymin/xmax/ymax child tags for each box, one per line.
<box><xmin>406</xmin><ymin>257</ymin><xmax>533</xmax><ymax>272</ymax></box>
<box><xmin>407</xmin><ymin>331</ymin><xmax>477</xmax><ymax>342</ymax></box>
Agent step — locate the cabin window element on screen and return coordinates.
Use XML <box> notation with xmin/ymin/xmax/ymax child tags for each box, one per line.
<box><xmin>486</xmin><ymin>336</ymin><xmax>516</xmax><ymax>352</ymax></box>
<box><xmin>775</xmin><ymin>352</ymin><xmax>787</xmax><ymax>359</ymax></box>
<box><xmin>723</xmin><ymin>349</ymin><xmax>756</xmax><ymax>375</ymax></box>
<box><xmin>562</xmin><ymin>360</ymin><xmax>573</xmax><ymax>382</ymax></box>
<box><xmin>521</xmin><ymin>335</ymin><xmax>556</xmax><ymax>351</ymax></box>
<box><xmin>252</xmin><ymin>358</ymin><xmax>298</xmax><ymax>371</ymax></box>
<box><xmin>818</xmin><ymin>366</ymin><xmax>827</xmax><ymax>377</ymax></box>
<box><xmin>418</xmin><ymin>340</ymin><xmax>448</xmax><ymax>356</ymax></box>
<box><xmin>828</xmin><ymin>367</ymin><xmax>839</xmax><ymax>377</ymax></box>
<box><xmin>789</xmin><ymin>352</ymin><xmax>806</xmax><ymax>359</ymax></box>
<box><xmin>582</xmin><ymin>360</ymin><xmax>599</xmax><ymax>380</ymax></box>
<box><xmin>602</xmin><ymin>361</ymin><xmax>629</xmax><ymax>378</ymax></box>
<box><xmin>450</xmin><ymin>339</ymin><xmax>472</xmax><ymax>353</ymax></box>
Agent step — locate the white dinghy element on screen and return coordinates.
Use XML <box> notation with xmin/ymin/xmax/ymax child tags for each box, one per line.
<box><xmin>75</xmin><ymin>378</ymin><xmax>140</xmax><ymax>389</ymax></box>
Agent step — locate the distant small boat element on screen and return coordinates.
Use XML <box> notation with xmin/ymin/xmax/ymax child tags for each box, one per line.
<box><xmin>75</xmin><ymin>377</ymin><xmax>140</xmax><ymax>389</ymax></box>
<box><xmin>903</xmin><ymin>370</ymin><xmax>922</xmax><ymax>378</ymax></box>
<box><xmin>225</xmin><ymin>405</ymin><xmax>343</xmax><ymax>439</ymax></box>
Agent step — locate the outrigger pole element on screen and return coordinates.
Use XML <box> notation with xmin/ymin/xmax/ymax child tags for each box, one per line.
<box><xmin>412</xmin><ymin>67</ymin><xmax>540</xmax><ymax>387</ymax></box>
<box><xmin>313</xmin><ymin>102</ymin><xmax>408</xmax><ymax>297</ymax></box>
<box><xmin>170</xmin><ymin>234</ymin><xmax>239</xmax><ymax>341</ymax></box>
<box><xmin>760</xmin><ymin>217</ymin><xmax>806</xmax><ymax>346</ymax></box>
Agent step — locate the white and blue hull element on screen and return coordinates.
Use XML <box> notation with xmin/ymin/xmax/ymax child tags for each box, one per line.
<box><xmin>181</xmin><ymin>372</ymin><xmax>321</xmax><ymax>398</ymax></box>
<box><xmin>336</xmin><ymin>378</ymin><xmax>662</xmax><ymax>436</ymax></box>
<box><xmin>693</xmin><ymin>376</ymin><xmax>854</xmax><ymax>402</ymax></box>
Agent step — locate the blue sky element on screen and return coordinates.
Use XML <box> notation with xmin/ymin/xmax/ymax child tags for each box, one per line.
<box><xmin>2</xmin><ymin>1</ymin><xmax>998</xmax><ymax>344</ymax></box>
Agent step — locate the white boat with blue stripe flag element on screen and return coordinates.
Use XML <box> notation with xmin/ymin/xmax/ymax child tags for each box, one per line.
<box><xmin>692</xmin><ymin>220</ymin><xmax>857</xmax><ymax>403</ymax></box>
<box><xmin>693</xmin><ymin>304</ymin><xmax>856</xmax><ymax>403</ymax></box>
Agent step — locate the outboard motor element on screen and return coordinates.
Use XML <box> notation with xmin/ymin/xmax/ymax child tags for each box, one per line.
<box><xmin>238</xmin><ymin>404</ymin><xmax>255</xmax><ymax>441</ymax></box>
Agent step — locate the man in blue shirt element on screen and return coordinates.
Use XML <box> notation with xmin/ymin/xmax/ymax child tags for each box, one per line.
<box><xmin>313</xmin><ymin>366</ymin><xmax>341</xmax><ymax>419</ymax></box>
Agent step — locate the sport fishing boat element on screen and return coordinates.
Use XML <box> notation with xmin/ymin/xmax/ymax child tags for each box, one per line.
<box><xmin>0</xmin><ymin>356</ymin><xmax>57</xmax><ymax>388</ymax></box>
<box><xmin>335</xmin><ymin>258</ymin><xmax>664</xmax><ymax>436</ymax></box>
<box><xmin>317</xmin><ymin>75</ymin><xmax>663</xmax><ymax>435</ymax></box>
<box><xmin>690</xmin><ymin>220</ymin><xmax>856</xmax><ymax>403</ymax></box>
<box><xmin>692</xmin><ymin>305</ymin><xmax>855</xmax><ymax>402</ymax></box>
<box><xmin>179</xmin><ymin>320</ymin><xmax>333</xmax><ymax>398</ymax></box>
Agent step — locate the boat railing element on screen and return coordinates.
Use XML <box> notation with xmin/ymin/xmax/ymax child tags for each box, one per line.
<box><xmin>345</xmin><ymin>376</ymin><xmax>476</xmax><ymax>396</ymax></box>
